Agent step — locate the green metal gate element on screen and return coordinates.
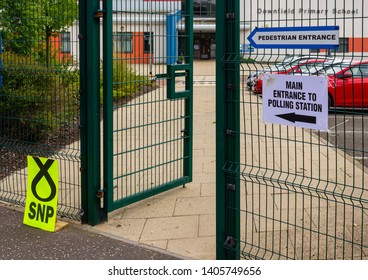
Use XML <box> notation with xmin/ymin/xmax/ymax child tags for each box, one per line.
<box><xmin>217</xmin><ymin>0</ymin><xmax>368</xmax><ymax>260</ymax></box>
<box><xmin>102</xmin><ymin>1</ymin><xmax>193</xmax><ymax>215</ymax></box>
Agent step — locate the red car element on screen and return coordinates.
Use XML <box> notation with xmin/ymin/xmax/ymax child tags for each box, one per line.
<box><xmin>252</xmin><ymin>59</ymin><xmax>332</xmax><ymax>94</ymax></box>
<box><xmin>324</xmin><ymin>60</ymin><xmax>368</xmax><ymax>108</ymax></box>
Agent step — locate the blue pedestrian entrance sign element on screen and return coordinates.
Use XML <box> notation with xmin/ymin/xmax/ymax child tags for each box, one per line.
<box><xmin>248</xmin><ymin>26</ymin><xmax>339</xmax><ymax>49</ymax></box>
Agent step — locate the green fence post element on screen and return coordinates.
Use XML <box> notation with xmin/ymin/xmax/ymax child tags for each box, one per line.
<box><xmin>103</xmin><ymin>0</ymin><xmax>113</xmax><ymax>212</ymax></box>
<box><xmin>216</xmin><ymin>0</ymin><xmax>241</xmax><ymax>260</ymax></box>
<box><xmin>183</xmin><ymin>0</ymin><xmax>194</xmax><ymax>181</ymax></box>
<box><xmin>79</xmin><ymin>0</ymin><xmax>107</xmax><ymax>225</ymax></box>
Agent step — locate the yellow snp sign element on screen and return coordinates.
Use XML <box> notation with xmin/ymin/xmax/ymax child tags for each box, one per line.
<box><xmin>23</xmin><ymin>156</ymin><xmax>58</xmax><ymax>232</ymax></box>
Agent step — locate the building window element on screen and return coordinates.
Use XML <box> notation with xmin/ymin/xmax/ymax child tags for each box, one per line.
<box><xmin>311</xmin><ymin>38</ymin><xmax>348</xmax><ymax>54</ymax></box>
<box><xmin>336</xmin><ymin>37</ymin><xmax>349</xmax><ymax>53</ymax></box>
<box><xmin>183</xmin><ymin>0</ymin><xmax>216</xmax><ymax>17</ymax></box>
<box><xmin>61</xmin><ymin>32</ymin><xmax>71</xmax><ymax>53</ymax></box>
<box><xmin>113</xmin><ymin>32</ymin><xmax>133</xmax><ymax>53</ymax></box>
<box><xmin>144</xmin><ymin>32</ymin><xmax>153</xmax><ymax>53</ymax></box>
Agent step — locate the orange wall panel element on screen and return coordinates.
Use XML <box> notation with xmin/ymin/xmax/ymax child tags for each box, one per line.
<box><xmin>349</xmin><ymin>38</ymin><xmax>368</xmax><ymax>53</ymax></box>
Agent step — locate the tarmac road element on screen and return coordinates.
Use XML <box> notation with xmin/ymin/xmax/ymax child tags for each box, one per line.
<box><xmin>0</xmin><ymin>204</ymin><xmax>182</xmax><ymax>260</ymax></box>
<box><xmin>320</xmin><ymin>110</ymin><xmax>368</xmax><ymax>168</ymax></box>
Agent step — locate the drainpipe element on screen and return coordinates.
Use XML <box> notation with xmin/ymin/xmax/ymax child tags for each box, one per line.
<box><xmin>166</xmin><ymin>10</ymin><xmax>182</xmax><ymax>65</ymax></box>
<box><xmin>149</xmin><ymin>0</ymin><xmax>153</xmax><ymax>75</ymax></box>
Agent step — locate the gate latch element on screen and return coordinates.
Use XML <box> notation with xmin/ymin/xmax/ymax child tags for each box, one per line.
<box><xmin>96</xmin><ymin>189</ymin><xmax>105</xmax><ymax>198</ymax></box>
<box><xmin>167</xmin><ymin>64</ymin><xmax>191</xmax><ymax>100</ymax></box>
<box><xmin>94</xmin><ymin>10</ymin><xmax>104</xmax><ymax>19</ymax></box>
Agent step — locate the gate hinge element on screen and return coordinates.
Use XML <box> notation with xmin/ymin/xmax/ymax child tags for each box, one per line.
<box><xmin>226</xmin><ymin>13</ymin><xmax>235</xmax><ymax>20</ymax></box>
<box><xmin>226</xmin><ymin>183</ymin><xmax>236</xmax><ymax>191</ymax></box>
<box><xmin>226</xmin><ymin>84</ymin><xmax>235</xmax><ymax>90</ymax></box>
<box><xmin>226</xmin><ymin>129</ymin><xmax>235</xmax><ymax>136</ymax></box>
<box><xmin>224</xmin><ymin>236</ymin><xmax>236</xmax><ymax>248</ymax></box>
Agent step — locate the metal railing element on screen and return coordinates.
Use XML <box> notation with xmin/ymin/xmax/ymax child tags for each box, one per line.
<box><xmin>217</xmin><ymin>0</ymin><xmax>368</xmax><ymax>260</ymax></box>
<box><xmin>0</xmin><ymin>0</ymin><xmax>82</xmax><ymax>220</ymax></box>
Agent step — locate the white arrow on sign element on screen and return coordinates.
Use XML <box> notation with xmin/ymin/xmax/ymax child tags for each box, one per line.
<box><xmin>248</xmin><ymin>26</ymin><xmax>339</xmax><ymax>49</ymax></box>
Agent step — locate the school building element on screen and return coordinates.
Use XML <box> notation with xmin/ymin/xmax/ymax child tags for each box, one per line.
<box><xmin>56</xmin><ymin>0</ymin><xmax>368</xmax><ymax>64</ymax></box>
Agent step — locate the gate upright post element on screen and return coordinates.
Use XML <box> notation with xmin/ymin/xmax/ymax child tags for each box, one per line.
<box><xmin>103</xmin><ymin>0</ymin><xmax>113</xmax><ymax>212</ymax></box>
<box><xmin>216</xmin><ymin>0</ymin><xmax>241</xmax><ymax>259</ymax></box>
<box><xmin>79</xmin><ymin>0</ymin><xmax>107</xmax><ymax>225</ymax></box>
<box><xmin>183</xmin><ymin>0</ymin><xmax>194</xmax><ymax>181</ymax></box>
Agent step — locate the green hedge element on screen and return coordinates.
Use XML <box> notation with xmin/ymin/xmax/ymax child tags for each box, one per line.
<box><xmin>101</xmin><ymin>59</ymin><xmax>153</xmax><ymax>103</ymax></box>
<box><xmin>0</xmin><ymin>53</ymin><xmax>79</xmax><ymax>142</ymax></box>
<box><xmin>0</xmin><ymin>53</ymin><xmax>154</xmax><ymax>143</ymax></box>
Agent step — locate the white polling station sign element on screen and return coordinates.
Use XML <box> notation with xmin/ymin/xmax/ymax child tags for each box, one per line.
<box><xmin>262</xmin><ymin>74</ymin><xmax>329</xmax><ymax>131</ymax></box>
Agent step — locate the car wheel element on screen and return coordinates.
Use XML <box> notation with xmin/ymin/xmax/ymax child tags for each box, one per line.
<box><xmin>328</xmin><ymin>94</ymin><xmax>333</xmax><ymax>110</ymax></box>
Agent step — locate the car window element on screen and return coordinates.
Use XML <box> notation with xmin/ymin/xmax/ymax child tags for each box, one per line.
<box><xmin>302</xmin><ymin>62</ymin><xmax>327</xmax><ymax>73</ymax></box>
<box><xmin>271</xmin><ymin>57</ymin><xmax>306</xmax><ymax>70</ymax></box>
<box><xmin>282</xmin><ymin>56</ymin><xmax>296</xmax><ymax>64</ymax></box>
<box><xmin>272</xmin><ymin>56</ymin><xmax>297</xmax><ymax>69</ymax></box>
<box><xmin>350</xmin><ymin>64</ymin><xmax>368</xmax><ymax>77</ymax></box>
<box><xmin>270</xmin><ymin>57</ymin><xmax>330</xmax><ymax>73</ymax></box>
<box><xmin>269</xmin><ymin>63</ymin><xmax>294</xmax><ymax>72</ymax></box>
<box><xmin>362</xmin><ymin>65</ymin><xmax>368</xmax><ymax>77</ymax></box>
<box><xmin>290</xmin><ymin>62</ymin><xmax>326</xmax><ymax>74</ymax></box>
<box><xmin>323</xmin><ymin>63</ymin><xmax>351</xmax><ymax>76</ymax></box>
<box><xmin>351</xmin><ymin>66</ymin><xmax>363</xmax><ymax>77</ymax></box>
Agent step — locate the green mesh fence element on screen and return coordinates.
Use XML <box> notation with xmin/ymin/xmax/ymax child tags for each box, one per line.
<box><xmin>0</xmin><ymin>0</ymin><xmax>82</xmax><ymax>220</ymax></box>
<box><xmin>218</xmin><ymin>0</ymin><xmax>368</xmax><ymax>260</ymax></box>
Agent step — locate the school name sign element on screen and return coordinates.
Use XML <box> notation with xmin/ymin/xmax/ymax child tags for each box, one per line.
<box><xmin>262</xmin><ymin>74</ymin><xmax>329</xmax><ymax>131</ymax></box>
<box><xmin>257</xmin><ymin>8</ymin><xmax>359</xmax><ymax>15</ymax></box>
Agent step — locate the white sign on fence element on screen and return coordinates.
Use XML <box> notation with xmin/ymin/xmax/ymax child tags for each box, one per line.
<box><xmin>262</xmin><ymin>74</ymin><xmax>329</xmax><ymax>131</ymax></box>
